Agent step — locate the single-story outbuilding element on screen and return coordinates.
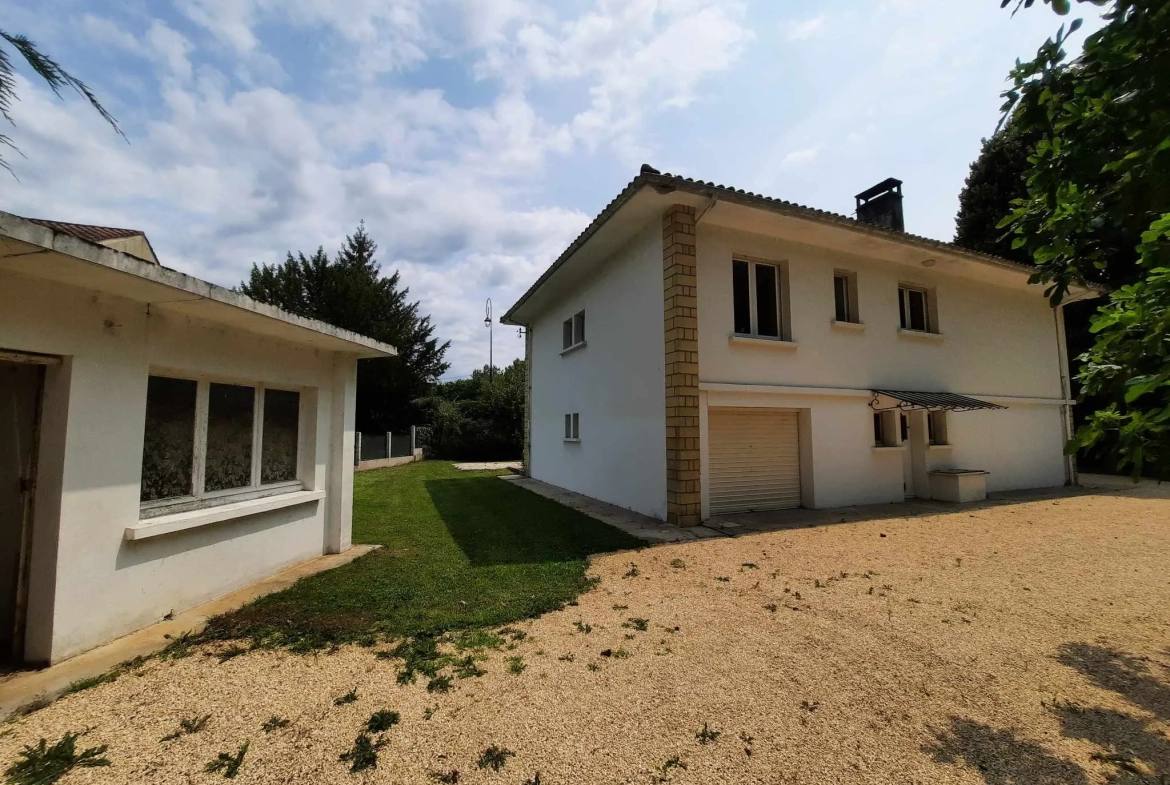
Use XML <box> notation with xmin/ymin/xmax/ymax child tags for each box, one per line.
<box><xmin>0</xmin><ymin>213</ymin><xmax>395</xmax><ymax>665</ymax></box>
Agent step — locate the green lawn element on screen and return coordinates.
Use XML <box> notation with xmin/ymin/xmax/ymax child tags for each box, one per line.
<box><xmin>204</xmin><ymin>462</ymin><xmax>641</xmax><ymax>649</ymax></box>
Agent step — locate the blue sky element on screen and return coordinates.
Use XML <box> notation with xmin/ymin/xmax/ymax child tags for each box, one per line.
<box><xmin>0</xmin><ymin>0</ymin><xmax>1106</xmax><ymax>377</ymax></box>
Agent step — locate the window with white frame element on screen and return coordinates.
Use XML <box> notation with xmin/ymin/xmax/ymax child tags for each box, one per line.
<box><xmin>140</xmin><ymin>375</ymin><xmax>301</xmax><ymax>508</ymax></box>
<box><xmin>898</xmin><ymin>285</ymin><xmax>934</xmax><ymax>333</ymax></box>
<box><xmin>732</xmin><ymin>258</ymin><xmax>786</xmax><ymax>339</ymax></box>
<box><xmin>562</xmin><ymin>311</ymin><xmax>585</xmax><ymax>350</ymax></box>
<box><xmin>563</xmin><ymin>412</ymin><xmax>580</xmax><ymax>441</ymax></box>
<box><xmin>834</xmin><ymin>271</ymin><xmax>859</xmax><ymax>323</ymax></box>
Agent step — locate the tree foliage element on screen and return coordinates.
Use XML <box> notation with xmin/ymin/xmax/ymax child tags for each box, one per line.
<box><xmin>417</xmin><ymin>360</ymin><xmax>525</xmax><ymax>461</ymax></box>
<box><xmin>953</xmin><ymin>123</ymin><xmax>1037</xmax><ymax>263</ymax></box>
<box><xmin>1000</xmin><ymin>0</ymin><xmax>1170</xmax><ymax>477</ymax></box>
<box><xmin>240</xmin><ymin>224</ymin><xmax>450</xmax><ymax>433</ymax></box>
<box><xmin>0</xmin><ymin>30</ymin><xmax>122</xmax><ymax>173</ymax></box>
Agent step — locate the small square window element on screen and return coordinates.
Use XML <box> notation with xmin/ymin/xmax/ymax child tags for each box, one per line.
<box><xmin>928</xmin><ymin>411</ymin><xmax>949</xmax><ymax>445</ymax></box>
<box><xmin>562</xmin><ymin>311</ymin><xmax>586</xmax><ymax>350</ymax></box>
<box><xmin>898</xmin><ymin>285</ymin><xmax>932</xmax><ymax>332</ymax></box>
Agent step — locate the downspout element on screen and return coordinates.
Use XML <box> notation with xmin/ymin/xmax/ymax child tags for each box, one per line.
<box><xmin>1053</xmin><ymin>305</ymin><xmax>1077</xmax><ymax>485</ymax></box>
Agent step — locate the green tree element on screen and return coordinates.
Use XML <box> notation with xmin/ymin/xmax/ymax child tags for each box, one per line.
<box><xmin>417</xmin><ymin>359</ymin><xmax>526</xmax><ymax>460</ymax></box>
<box><xmin>240</xmin><ymin>223</ymin><xmax>450</xmax><ymax>432</ymax></box>
<box><xmin>953</xmin><ymin>123</ymin><xmax>1036</xmax><ymax>263</ymax></box>
<box><xmin>1</xmin><ymin>30</ymin><xmax>122</xmax><ymax>172</ymax></box>
<box><xmin>1000</xmin><ymin>0</ymin><xmax>1170</xmax><ymax>477</ymax></box>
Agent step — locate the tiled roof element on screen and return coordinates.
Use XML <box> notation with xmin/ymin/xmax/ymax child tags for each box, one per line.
<box><xmin>26</xmin><ymin>218</ymin><xmax>145</xmax><ymax>244</ymax></box>
<box><xmin>502</xmin><ymin>165</ymin><xmax>1035</xmax><ymax>324</ymax></box>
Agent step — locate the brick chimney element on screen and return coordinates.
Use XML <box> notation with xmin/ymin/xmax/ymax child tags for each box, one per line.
<box><xmin>855</xmin><ymin>178</ymin><xmax>904</xmax><ymax>232</ymax></box>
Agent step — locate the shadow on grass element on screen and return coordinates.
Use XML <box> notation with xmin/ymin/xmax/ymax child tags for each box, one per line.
<box><xmin>924</xmin><ymin>642</ymin><xmax>1170</xmax><ymax>784</ymax></box>
<box><xmin>424</xmin><ymin>476</ymin><xmax>638</xmax><ymax>567</ymax></box>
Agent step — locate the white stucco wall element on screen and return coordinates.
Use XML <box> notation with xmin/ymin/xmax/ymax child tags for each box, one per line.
<box><xmin>696</xmin><ymin>224</ymin><xmax>1070</xmax><ymax>510</ymax></box>
<box><xmin>528</xmin><ymin>220</ymin><xmax>667</xmax><ymax>519</ymax></box>
<box><xmin>0</xmin><ymin>269</ymin><xmax>356</xmax><ymax>663</ymax></box>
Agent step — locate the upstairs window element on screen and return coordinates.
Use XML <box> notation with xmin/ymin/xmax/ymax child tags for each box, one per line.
<box><xmin>140</xmin><ymin>375</ymin><xmax>302</xmax><ymax>508</ymax></box>
<box><xmin>834</xmin><ymin>271</ymin><xmax>859</xmax><ymax>323</ymax></box>
<box><xmin>562</xmin><ymin>311</ymin><xmax>586</xmax><ymax>351</ymax></box>
<box><xmin>732</xmin><ymin>259</ymin><xmax>785</xmax><ymax>339</ymax></box>
<box><xmin>898</xmin><ymin>285</ymin><xmax>933</xmax><ymax>332</ymax></box>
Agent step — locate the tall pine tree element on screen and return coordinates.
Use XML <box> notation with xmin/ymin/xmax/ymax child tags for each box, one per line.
<box><xmin>240</xmin><ymin>223</ymin><xmax>450</xmax><ymax>432</ymax></box>
<box><xmin>953</xmin><ymin>123</ymin><xmax>1036</xmax><ymax>263</ymax></box>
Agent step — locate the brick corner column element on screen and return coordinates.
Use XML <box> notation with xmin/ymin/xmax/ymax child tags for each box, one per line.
<box><xmin>663</xmin><ymin>204</ymin><xmax>701</xmax><ymax>527</ymax></box>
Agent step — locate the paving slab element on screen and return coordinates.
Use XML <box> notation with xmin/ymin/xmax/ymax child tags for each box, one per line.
<box><xmin>0</xmin><ymin>544</ymin><xmax>380</xmax><ymax>720</ymax></box>
<box><xmin>453</xmin><ymin>461</ymin><xmax>523</xmax><ymax>472</ymax></box>
<box><xmin>501</xmin><ymin>476</ymin><xmax>725</xmax><ymax>543</ymax></box>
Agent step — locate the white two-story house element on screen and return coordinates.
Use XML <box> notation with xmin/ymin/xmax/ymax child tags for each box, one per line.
<box><xmin>501</xmin><ymin>166</ymin><xmax>1097</xmax><ymax>527</ymax></box>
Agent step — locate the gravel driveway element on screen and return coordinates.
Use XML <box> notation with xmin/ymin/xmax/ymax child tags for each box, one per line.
<box><xmin>4</xmin><ymin>485</ymin><xmax>1167</xmax><ymax>784</ymax></box>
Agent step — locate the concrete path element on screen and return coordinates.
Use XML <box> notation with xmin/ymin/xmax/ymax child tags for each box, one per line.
<box><xmin>0</xmin><ymin>544</ymin><xmax>379</xmax><ymax>720</ymax></box>
<box><xmin>453</xmin><ymin>460</ymin><xmax>522</xmax><ymax>472</ymax></box>
<box><xmin>502</xmin><ymin>476</ymin><xmax>725</xmax><ymax>543</ymax></box>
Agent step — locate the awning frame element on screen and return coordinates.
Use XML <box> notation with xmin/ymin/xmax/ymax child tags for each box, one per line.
<box><xmin>869</xmin><ymin>390</ymin><xmax>1006</xmax><ymax>413</ymax></box>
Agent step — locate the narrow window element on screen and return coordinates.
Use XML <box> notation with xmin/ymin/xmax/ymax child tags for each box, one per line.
<box><xmin>565</xmin><ymin>413</ymin><xmax>580</xmax><ymax>440</ymax></box>
<box><xmin>572</xmin><ymin>413</ymin><xmax>580</xmax><ymax>439</ymax></box>
<box><xmin>900</xmin><ymin>412</ymin><xmax>910</xmax><ymax>443</ymax></box>
<box><xmin>732</xmin><ymin>260</ymin><xmax>751</xmax><ymax>335</ymax></box>
<box><xmin>565</xmin><ymin>413</ymin><xmax>572</xmax><ymax>439</ymax></box>
<box><xmin>573</xmin><ymin>311</ymin><xmax>585</xmax><ymax>344</ymax></box>
<box><xmin>834</xmin><ymin>274</ymin><xmax>850</xmax><ymax>322</ymax></box>
<box><xmin>141</xmin><ymin>376</ymin><xmax>198</xmax><ymax>502</ymax></box>
<box><xmin>873</xmin><ymin>412</ymin><xmax>884</xmax><ymax>447</ymax></box>
<box><xmin>261</xmin><ymin>388</ymin><xmax>300</xmax><ymax>484</ymax></box>
<box><xmin>928</xmin><ymin>411</ymin><xmax>949</xmax><ymax>445</ymax></box>
<box><xmin>205</xmin><ymin>383</ymin><xmax>255</xmax><ymax>492</ymax></box>
<box><xmin>563</xmin><ymin>318</ymin><xmax>573</xmax><ymax>350</ymax></box>
<box><xmin>899</xmin><ymin>286</ymin><xmax>930</xmax><ymax>332</ymax></box>
<box><xmin>755</xmin><ymin>263</ymin><xmax>780</xmax><ymax>338</ymax></box>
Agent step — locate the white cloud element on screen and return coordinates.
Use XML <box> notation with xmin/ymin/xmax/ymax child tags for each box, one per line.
<box><xmin>783</xmin><ymin>14</ymin><xmax>825</xmax><ymax>41</ymax></box>
<box><xmin>779</xmin><ymin>146</ymin><xmax>820</xmax><ymax>169</ymax></box>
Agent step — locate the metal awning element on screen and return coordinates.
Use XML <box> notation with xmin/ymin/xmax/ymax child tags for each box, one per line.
<box><xmin>870</xmin><ymin>390</ymin><xmax>1006</xmax><ymax>413</ymax></box>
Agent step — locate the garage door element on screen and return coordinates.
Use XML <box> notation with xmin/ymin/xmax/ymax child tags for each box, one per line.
<box><xmin>708</xmin><ymin>408</ymin><xmax>801</xmax><ymax>515</ymax></box>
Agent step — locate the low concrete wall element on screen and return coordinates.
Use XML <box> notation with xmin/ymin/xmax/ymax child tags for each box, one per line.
<box><xmin>356</xmin><ymin>449</ymin><xmax>422</xmax><ymax>472</ymax></box>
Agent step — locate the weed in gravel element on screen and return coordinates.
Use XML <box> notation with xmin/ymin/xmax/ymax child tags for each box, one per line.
<box><xmin>623</xmin><ymin>617</ymin><xmax>649</xmax><ymax>632</ymax></box>
<box><xmin>739</xmin><ymin>731</ymin><xmax>754</xmax><ymax>756</ymax></box>
<box><xmin>1090</xmin><ymin>752</ymin><xmax>1152</xmax><ymax>777</ymax></box>
<box><xmin>814</xmin><ymin>579</ymin><xmax>824</xmax><ymax>589</ymax></box>
<box><xmin>4</xmin><ymin>731</ymin><xmax>110</xmax><ymax>785</ymax></box>
<box><xmin>612</xmin><ymin>649</ymin><xmax>631</xmax><ymax>659</ymax></box>
<box><xmin>741</xmin><ymin>563</ymin><xmax>758</xmax><ymax>569</ymax></box>
<box><xmin>507</xmin><ymin>656</ymin><xmax>527</xmax><ymax>675</ymax></box>
<box><xmin>427</xmin><ymin>675</ymin><xmax>454</xmax><ymax>693</ymax></box>
<box><xmin>573</xmin><ymin>621</ymin><xmax>593</xmax><ymax>634</ymax></box>
<box><xmin>764</xmin><ymin>603</ymin><xmax>778</xmax><ymax>613</ymax></box>
<box><xmin>623</xmin><ymin>563</ymin><xmax>640</xmax><ymax>579</ymax></box>
<box><xmin>800</xmin><ymin>700</ymin><xmax>820</xmax><ymax>712</ymax></box>
<box><xmin>557</xmin><ymin>653</ymin><xmax>575</xmax><ymax>662</ymax></box>
<box><xmin>522</xmin><ymin>773</ymin><xmax>543</xmax><ymax>785</ymax></box>
<box><xmin>63</xmin><ymin>671</ymin><xmax>120</xmax><ymax>695</ymax></box>
<box><xmin>624</xmin><ymin>633</ymin><xmax>636</xmax><ymax>640</ymax></box>
<box><xmin>367</xmin><ymin>710</ymin><xmax>400</xmax><ymax>733</ymax></box>
<box><xmin>161</xmin><ymin>714</ymin><xmax>211</xmax><ymax>742</ymax></box>
<box><xmin>498</xmin><ymin>627</ymin><xmax>527</xmax><ymax>642</ymax></box>
<box><xmin>793</xmin><ymin>591</ymin><xmax>802</xmax><ymax>600</ymax></box>
<box><xmin>587</xmin><ymin>662</ymin><xmax>601</xmax><ymax>672</ymax></box>
<box><xmin>339</xmin><ymin>734</ymin><xmax>384</xmax><ymax>773</ymax></box>
<box><xmin>652</xmin><ymin>755</ymin><xmax>687</xmax><ymax>782</ymax></box>
<box><xmin>453</xmin><ymin>654</ymin><xmax>486</xmax><ymax>678</ymax></box>
<box><xmin>868</xmin><ymin>586</ymin><xmax>875</xmax><ymax>595</ymax></box>
<box><xmin>695</xmin><ymin>724</ymin><xmax>721</xmax><ymax>745</ymax></box>
<box><xmin>389</xmin><ymin>635</ymin><xmax>444</xmax><ymax>684</ymax></box>
<box><xmin>452</xmin><ymin>630</ymin><xmax>505</xmax><ymax>651</ymax></box>
<box><xmin>955</xmin><ymin>557</ymin><xmax>963</xmax><ymax>567</ymax></box>
<box><xmin>334</xmin><ymin>688</ymin><xmax>359</xmax><ymax>706</ymax></box>
<box><xmin>205</xmin><ymin>741</ymin><xmax>249</xmax><ymax>779</ymax></box>
<box><xmin>214</xmin><ymin>644</ymin><xmax>250</xmax><ymax>663</ymax></box>
<box><xmin>261</xmin><ymin>716</ymin><xmax>290</xmax><ymax>733</ymax></box>
<box><xmin>477</xmin><ymin>745</ymin><xmax>515</xmax><ymax>771</ymax></box>
<box><xmin>423</xmin><ymin>706</ymin><xmax>437</xmax><ymax>720</ymax></box>
<box><xmin>158</xmin><ymin>631</ymin><xmax>197</xmax><ymax>660</ymax></box>
<box><xmin>670</xmin><ymin>559</ymin><xmax>686</xmax><ymax>569</ymax></box>
<box><xmin>612</xmin><ymin>604</ymin><xmax>629</xmax><ymax>611</ymax></box>
<box><xmin>431</xmin><ymin>770</ymin><xmax>461</xmax><ymax>783</ymax></box>
<box><xmin>715</xmin><ymin>576</ymin><xmax>730</xmax><ymax>583</ymax></box>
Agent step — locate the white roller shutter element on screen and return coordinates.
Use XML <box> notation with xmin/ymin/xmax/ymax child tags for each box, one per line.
<box><xmin>708</xmin><ymin>408</ymin><xmax>801</xmax><ymax>515</ymax></box>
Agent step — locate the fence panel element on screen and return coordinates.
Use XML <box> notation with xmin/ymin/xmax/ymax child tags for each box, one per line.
<box><xmin>360</xmin><ymin>433</ymin><xmax>388</xmax><ymax>462</ymax></box>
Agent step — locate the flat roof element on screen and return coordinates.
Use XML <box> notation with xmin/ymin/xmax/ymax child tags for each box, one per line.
<box><xmin>0</xmin><ymin>212</ymin><xmax>397</xmax><ymax>359</ymax></box>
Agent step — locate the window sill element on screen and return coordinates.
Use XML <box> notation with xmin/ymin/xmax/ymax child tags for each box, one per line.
<box><xmin>871</xmin><ymin>445</ymin><xmax>906</xmax><ymax>452</ymax></box>
<box><xmin>560</xmin><ymin>341</ymin><xmax>587</xmax><ymax>356</ymax></box>
<box><xmin>897</xmin><ymin>328</ymin><xmax>944</xmax><ymax>341</ymax></box>
<box><xmin>563</xmin><ymin>438</ymin><xmax>581</xmax><ymax>444</ymax></box>
<box><xmin>831</xmin><ymin>320</ymin><xmax>865</xmax><ymax>332</ymax></box>
<box><xmin>728</xmin><ymin>333</ymin><xmax>798</xmax><ymax>349</ymax></box>
<box><xmin>126</xmin><ymin>489</ymin><xmax>326</xmax><ymax>541</ymax></box>
<box><xmin>929</xmin><ymin>443</ymin><xmax>954</xmax><ymax>450</ymax></box>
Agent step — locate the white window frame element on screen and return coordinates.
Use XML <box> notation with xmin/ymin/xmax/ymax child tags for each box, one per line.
<box><xmin>898</xmin><ymin>284</ymin><xmax>936</xmax><ymax>333</ymax></box>
<box><xmin>564</xmin><ymin>412</ymin><xmax>580</xmax><ymax>442</ymax></box>
<box><xmin>140</xmin><ymin>374</ymin><xmax>304</xmax><ymax>518</ymax></box>
<box><xmin>562</xmin><ymin>310</ymin><xmax>586</xmax><ymax>352</ymax></box>
<box><xmin>733</xmin><ymin>257</ymin><xmax>789</xmax><ymax>340</ymax></box>
<box><xmin>833</xmin><ymin>270</ymin><xmax>860</xmax><ymax>324</ymax></box>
